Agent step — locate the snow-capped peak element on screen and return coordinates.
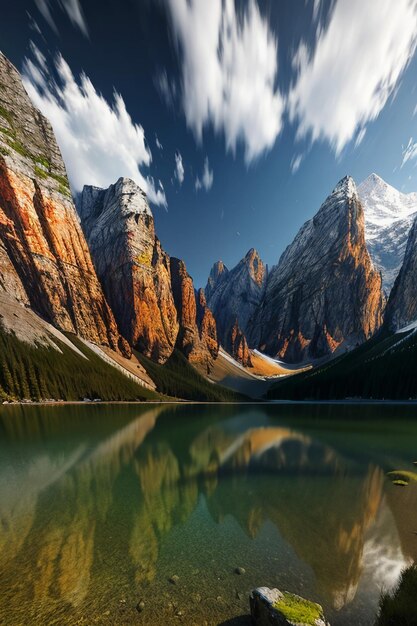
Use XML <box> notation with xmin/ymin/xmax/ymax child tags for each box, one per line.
<box><xmin>358</xmin><ymin>174</ymin><xmax>417</xmax><ymax>229</ymax></box>
<box><xmin>358</xmin><ymin>173</ymin><xmax>417</xmax><ymax>295</ymax></box>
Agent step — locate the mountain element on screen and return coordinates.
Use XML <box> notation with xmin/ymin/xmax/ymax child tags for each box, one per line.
<box><xmin>384</xmin><ymin>213</ymin><xmax>417</xmax><ymax>331</ymax></box>
<box><xmin>267</xmin><ymin>324</ymin><xmax>417</xmax><ymax>401</ymax></box>
<box><xmin>205</xmin><ymin>248</ymin><xmax>267</xmax><ymax>359</ymax></box>
<box><xmin>170</xmin><ymin>258</ymin><xmax>218</xmax><ymax>371</ymax></box>
<box><xmin>358</xmin><ymin>173</ymin><xmax>417</xmax><ymax>295</ymax></box>
<box><xmin>0</xmin><ymin>52</ymin><xmax>128</xmax><ymax>355</ymax></box>
<box><xmin>248</xmin><ymin>176</ymin><xmax>384</xmax><ymax>363</ymax></box>
<box><xmin>80</xmin><ymin>179</ymin><xmax>219</xmax><ymax>370</ymax></box>
<box><xmin>229</xmin><ymin>319</ymin><xmax>252</xmax><ymax>367</ymax></box>
<box><xmin>205</xmin><ymin>260</ymin><xmax>229</xmax><ymax>301</ymax></box>
<box><xmin>78</xmin><ymin>178</ymin><xmax>179</xmax><ymax>363</ymax></box>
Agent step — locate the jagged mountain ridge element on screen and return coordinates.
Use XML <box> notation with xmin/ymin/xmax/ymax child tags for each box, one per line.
<box><xmin>247</xmin><ymin>176</ymin><xmax>384</xmax><ymax>362</ymax></box>
<box><xmin>358</xmin><ymin>173</ymin><xmax>417</xmax><ymax>295</ymax></box>
<box><xmin>78</xmin><ymin>178</ymin><xmax>179</xmax><ymax>363</ymax></box>
<box><xmin>205</xmin><ymin>248</ymin><xmax>266</xmax><ymax>360</ymax></box>
<box><xmin>79</xmin><ymin>178</ymin><xmax>218</xmax><ymax>369</ymax></box>
<box><xmin>384</xmin><ymin>212</ymin><xmax>417</xmax><ymax>332</ymax></box>
<box><xmin>0</xmin><ymin>51</ymin><xmax>128</xmax><ymax>355</ymax></box>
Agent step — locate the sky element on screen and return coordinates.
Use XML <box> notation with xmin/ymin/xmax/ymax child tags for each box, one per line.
<box><xmin>1</xmin><ymin>0</ymin><xmax>417</xmax><ymax>287</ymax></box>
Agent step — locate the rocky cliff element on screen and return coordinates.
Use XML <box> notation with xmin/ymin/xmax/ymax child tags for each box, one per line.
<box><xmin>229</xmin><ymin>319</ymin><xmax>252</xmax><ymax>367</ymax></box>
<box><xmin>196</xmin><ymin>288</ymin><xmax>219</xmax><ymax>360</ymax></box>
<box><xmin>358</xmin><ymin>173</ymin><xmax>417</xmax><ymax>295</ymax></box>
<box><xmin>0</xmin><ymin>52</ymin><xmax>127</xmax><ymax>354</ymax></box>
<box><xmin>205</xmin><ymin>248</ymin><xmax>266</xmax><ymax>360</ymax></box>
<box><xmin>79</xmin><ymin>178</ymin><xmax>179</xmax><ymax>363</ymax></box>
<box><xmin>170</xmin><ymin>258</ymin><xmax>218</xmax><ymax>370</ymax></box>
<box><xmin>384</xmin><ymin>214</ymin><xmax>417</xmax><ymax>331</ymax></box>
<box><xmin>249</xmin><ymin>176</ymin><xmax>384</xmax><ymax>362</ymax></box>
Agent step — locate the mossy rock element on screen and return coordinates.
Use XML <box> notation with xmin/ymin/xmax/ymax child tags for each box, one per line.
<box><xmin>250</xmin><ymin>587</ymin><xmax>329</xmax><ymax>626</ymax></box>
<box><xmin>273</xmin><ymin>592</ymin><xmax>323</xmax><ymax>625</ymax></box>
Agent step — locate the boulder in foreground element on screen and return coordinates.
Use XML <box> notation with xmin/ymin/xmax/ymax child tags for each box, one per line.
<box><xmin>250</xmin><ymin>587</ymin><xmax>330</xmax><ymax>626</ymax></box>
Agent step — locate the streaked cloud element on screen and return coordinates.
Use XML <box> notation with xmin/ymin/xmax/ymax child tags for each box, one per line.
<box><xmin>290</xmin><ymin>153</ymin><xmax>304</xmax><ymax>174</ymax></box>
<box><xmin>34</xmin><ymin>0</ymin><xmax>89</xmax><ymax>37</ymax></box>
<box><xmin>195</xmin><ymin>157</ymin><xmax>213</xmax><ymax>191</ymax></box>
<box><xmin>164</xmin><ymin>0</ymin><xmax>284</xmax><ymax>163</ymax></box>
<box><xmin>174</xmin><ymin>151</ymin><xmax>185</xmax><ymax>185</ymax></box>
<box><xmin>401</xmin><ymin>137</ymin><xmax>417</xmax><ymax>167</ymax></box>
<box><xmin>289</xmin><ymin>0</ymin><xmax>417</xmax><ymax>155</ymax></box>
<box><xmin>23</xmin><ymin>45</ymin><xmax>167</xmax><ymax>207</ymax></box>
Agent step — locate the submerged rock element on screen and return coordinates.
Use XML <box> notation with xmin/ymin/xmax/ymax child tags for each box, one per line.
<box><xmin>250</xmin><ymin>587</ymin><xmax>330</xmax><ymax>626</ymax></box>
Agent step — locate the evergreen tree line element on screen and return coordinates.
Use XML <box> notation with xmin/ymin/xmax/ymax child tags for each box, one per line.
<box><xmin>268</xmin><ymin>329</ymin><xmax>417</xmax><ymax>401</ymax></box>
<box><xmin>137</xmin><ymin>349</ymin><xmax>246</xmax><ymax>402</ymax></box>
<box><xmin>0</xmin><ymin>330</ymin><xmax>159</xmax><ymax>402</ymax></box>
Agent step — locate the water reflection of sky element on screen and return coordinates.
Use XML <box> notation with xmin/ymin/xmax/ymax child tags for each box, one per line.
<box><xmin>0</xmin><ymin>403</ymin><xmax>416</xmax><ymax>625</ymax></box>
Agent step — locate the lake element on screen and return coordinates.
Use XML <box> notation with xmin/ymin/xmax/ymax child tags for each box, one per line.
<box><xmin>0</xmin><ymin>402</ymin><xmax>416</xmax><ymax>625</ymax></box>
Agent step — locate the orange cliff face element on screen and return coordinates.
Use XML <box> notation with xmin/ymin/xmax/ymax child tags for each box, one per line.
<box><xmin>170</xmin><ymin>258</ymin><xmax>218</xmax><ymax>370</ymax></box>
<box><xmin>230</xmin><ymin>319</ymin><xmax>252</xmax><ymax>367</ymax></box>
<box><xmin>0</xmin><ymin>52</ymin><xmax>129</xmax><ymax>355</ymax></box>
<box><xmin>79</xmin><ymin>179</ymin><xmax>179</xmax><ymax>364</ymax></box>
<box><xmin>248</xmin><ymin>176</ymin><xmax>384</xmax><ymax>363</ymax></box>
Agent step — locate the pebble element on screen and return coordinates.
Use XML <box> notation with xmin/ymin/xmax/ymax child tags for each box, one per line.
<box><xmin>169</xmin><ymin>574</ymin><xmax>180</xmax><ymax>585</ymax></box>
<box><xmin>235</xmin><ymin>566</ymin><xmax>246</xmax><ymax>575</ymax></box>
<box><xmin>136</xmin><ymin>600</ymin><xmax>145</xmax><ymax>613</ymax></box>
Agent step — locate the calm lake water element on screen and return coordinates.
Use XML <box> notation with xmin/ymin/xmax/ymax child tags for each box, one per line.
<box><xmin>0</xmin><ymin>403</ymin><xmax>416</xmax><ymax>625</ymax></box>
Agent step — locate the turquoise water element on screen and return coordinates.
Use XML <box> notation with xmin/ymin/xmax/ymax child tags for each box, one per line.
<box><xmin>0</xmin><ymin>403</ymin><xmax>416</xmax><ymax>625</ymax></box>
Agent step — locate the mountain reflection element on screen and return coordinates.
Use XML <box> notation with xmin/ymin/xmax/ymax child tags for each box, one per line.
<box><xmin>0</xmin><ymin>405</ymin><xmax>415</xmax><ymax>624</ymax></box>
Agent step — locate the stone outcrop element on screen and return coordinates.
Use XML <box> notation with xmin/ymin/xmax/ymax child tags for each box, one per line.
<box><xmin>250</xmin><ymin>587</ymin><xmax>329</xmax><ymax>626</ymax></box>
<box><xmin>79</xmin><ymin>178</ymin><xmax>179</xmax><ymax>363</ymax></box>
<box><xmin>384</xmin><ymin>214</ymin><xmax>417</xmax><ymax>331</ymax></box>
<box><xmin>248</xmin><ymin>176</ymin><xmax>384</xmax><ymax>363</ymax></box>
<box><xmin>170</xmin><ymin>258</ymin><xmax>218</xmax><ymax>370</ymax></box>
<box><xmin>230</xmin><ymin>319</ymin><xmax>252</xmax><ymax>367</ymax></box>
<box><xmin>206</xmin><ymin>249</ymin><xmax>267</xmax><ymax>347</ymax></box>
<box><xmin>0</xmin><ymin>52</ymin><xmax>127</xmax><ymax>354</ymax></box>
<box><xmin>196</xmin><ymin>288</ymin><xmax>218</xmax><ymax>360</ymax></box>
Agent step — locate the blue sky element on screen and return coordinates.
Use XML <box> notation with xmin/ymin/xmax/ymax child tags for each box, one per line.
<box><xmin>1</xmin><ymin>0</ymin><xmax>417</xmax><ymax>287</ymax></box>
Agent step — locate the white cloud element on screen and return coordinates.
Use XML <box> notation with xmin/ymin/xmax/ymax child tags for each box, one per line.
<box><xmin>401</xmin><ymin>137</ymin><xmax>417</xmax><ymax>167</ymax></box>
<box><xmin>195</xmin><ymin>157</ymin><xmax>214</xmax><ymax>191</ymax></box>
<box><xmin>154</xmin><ymin>69</ymin><xmax>177</xmax><ymax>108</ymax></box>
<box><xmin>23</xmin><ymin>47</ymin><xmax>167</xmax><ymax>207</ymax></box>
<box><xmin>34</xmin><ymin>0</ymin><xmax>88</xmax><ymax>37</ymax></box>
<box><xmin>290</xmin><ymin>153</ymin><xmax>304</xmax><ymax>174</ymax></box>
<box><xmin>155</xmin><ymin>134</ymin><xmax>163</xmax><ymax>150</ymax></box>
<box><xmin>354</xmin><ymin>127</ymin><xmax>367</xmax><ymax>149</ymax></box>
<box><xmin>164</xmin><ymin>0</ymin><xmax>284</xmax><ymax>163</ymax></box>
<box><xmin>174</xmin><ymin>151</ymin><xmax>185</xmax><ymax>185</ymax></box>
<box><xmin>289</xmin><ymin>0</ymin><xmax>417</xmax><ymax>155</ymax></box>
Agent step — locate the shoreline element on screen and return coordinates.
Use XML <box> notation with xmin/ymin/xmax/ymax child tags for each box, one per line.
<box><xmin>2</xmin><ymin>398</ymin><xmax>417</xmax><ymax>407</ymax></box>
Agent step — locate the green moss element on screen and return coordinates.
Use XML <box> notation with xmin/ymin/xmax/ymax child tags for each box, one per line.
<box><xmin>0</xmin><ymin>104</ymin><xmax>14</xmax><ymax>126</ymax></box>
<box><xmin>0</xmin><ymin>145</ymin><xmax>10</xmax><ymax>156</ymax></box>
<box><xmin>387</xmin><ymin>470</ymin><xmax>417</xmax><ymax>484</ymax></box>
<box><xmin>6</xmin><ymin>138</ymin><xmax>31</xmax><ymax>159</ymax></box>
<box><xmin>273</xmin><ymin>593</ymin><xmax>322</xmax><ymax>625</ymax></box>
<box><xmin>34</xmin><ymin>165</ymin><xmax>48</xmax><ymax>180</ymax></box>
<box><xmin>49</xmin><ymin>171</ymin><xmax>70</xmax><ymax>189</ymax></box>
<box><xmin>33</xmin><ymin>154</ymin><xmax>51</xmax><ymax>169</ymax></box>
<box><xmin>58</xmin><ymin>183</ymin><xmax>72</xmax><ymax>198</ymax></box>
<box><xmin>0</xmin><ymin>125</ymin><xmax>15</xmax><ymax>139</ymax></box>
